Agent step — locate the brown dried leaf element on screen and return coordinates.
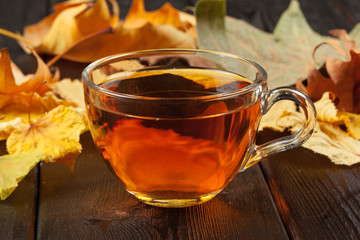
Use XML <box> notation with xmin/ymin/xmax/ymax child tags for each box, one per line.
<box><xmin>296</xmin><ymin>31</ymin><xmax>360</xmax><ymax>113</ymax></box>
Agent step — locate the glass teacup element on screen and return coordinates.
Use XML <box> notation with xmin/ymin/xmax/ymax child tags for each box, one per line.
<box><xmin>82</xmin><ymin>49</ymin><xmax>316</xmax><ymax>207</ymax></box>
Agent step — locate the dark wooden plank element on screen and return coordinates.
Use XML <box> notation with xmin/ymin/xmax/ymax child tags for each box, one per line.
<box><xmin>224</xmin><ymin>0</ymin><xmax>291</xmax><ymax>32</ymax></box>
<box><xmin>258</xmin><ymin>123</ymin><xmax>360</xmax><ymax>238</ymax></box>
<box><xmin>298</xmin><ymin>0</ymin><xmax>358</xmax><ymax>34</ymax></box>
<box><xmin>0</xmin><ymin>0</ymin><xmax>49</xmax><ymax>239</ymax></box>
<box><xmin>0</xmin><ymin>143</ymin><xmax>38</xmax><ymax>240</ymax></box>
<box><xmin>260</xmin><ymin>139</ymin><xmax>360</xmax><ymax>239</ymax></box>
<box><xmin>218</xmin><ymin>0</ymin><xmax>358</xmax><ymax>34</ymax></box>
<box><xmin>0</xmin><ymin>0</ymin><xmax>48</xmax><ymax>69</ymax></box>
<box><xmin>0</xmin><ymin>170</ymin><xmax>38</xmax><ymax>240</ymax></box>
<box><xmin>37</xmin><ymin>132</ymin><xmax>288</xmax><ymax>239</ymax></box>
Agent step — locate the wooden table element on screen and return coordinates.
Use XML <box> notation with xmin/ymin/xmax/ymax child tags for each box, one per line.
<box><xmin>1</xmin><ymin>0</ymin><xmax>360</xmax><ymax>239</ymax></box>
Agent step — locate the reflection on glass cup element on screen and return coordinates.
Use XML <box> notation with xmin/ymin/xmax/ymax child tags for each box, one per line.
<box><xmin>82</xmin><ymin>49</ymin><xmax>316</xmax><ymax>208</ymax></box>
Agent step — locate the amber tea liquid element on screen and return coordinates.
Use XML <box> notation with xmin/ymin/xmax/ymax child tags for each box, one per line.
<box><xmin>87</xmin><ymin>69</ymin><xmax>261</xmax><ymax>207</ymax></box>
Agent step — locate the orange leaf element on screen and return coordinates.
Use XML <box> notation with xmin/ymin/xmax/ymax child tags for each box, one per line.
<box><xmin>0</xmin><ymin>48</ymin><xmax>59</xmax><ymax>95</ymax></box>
<box><xmin>23</xmin><ymin>0</ymin><xmax>117</xmax><ymax>56</ymax></box>
<box><xmin>296</xmin><ymin>31</ymin><xmax>360</xmax><ymax>113</ymax></box>
<box><xmin>0</xmin><ymin>49</ymin><xmax>17</xmax><ymax>93</ymax></box>
<box><xmin>22</xmin><ymin>1</ymin><xmax>88</xmax><ymax>50</ymax></box>
<box><xmin>20</xmin><ymin>0</ymin><xmax>195</xmax><ymax>63</ymax></box>
<box><xmin>125</xmin><ymin>0</ymin><xmax>183</xmax><ymax>29</ymax></box>
<box><xmin>56</xmin><ymin>22</ymin><xmax>194</xmax><ymax>62</ymax></box>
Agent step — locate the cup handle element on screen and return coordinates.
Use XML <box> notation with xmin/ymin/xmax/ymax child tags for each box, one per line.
<box><xmin>244</xmin><ymin>87</ymin><xmax>317</xmax><ymax>169</ymax></box>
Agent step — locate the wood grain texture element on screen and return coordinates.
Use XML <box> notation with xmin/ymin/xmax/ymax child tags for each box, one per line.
<box><xmin>0</xmin><ymin>0</ymin><xmax>48</xmax><ymax>68</ymax></box>
<box><xmin>0</xmin><ymin>122</ymin><xmax>37</xmax><ymax>240</ymax></box>
<box><xmin>222</xmin><ymin>0</ymin><xmax>359</xmax><ymax>34</ymax></box>
<box><xmin>297</xmin><ymin>0</ymin><xmax>358</xmax><ymax>34</ymax></box>
<box><xmin>0</xmin><ymin>165</ymin><xmax>38</xmax><ymax>240</ymax></box>
<box><xmin>225</xmin><ymin>0</ymin><xmax>291</xmax><ymax>32</ymax></box>
<box><xmin>182</xmin><ymin>166</ymin><xmax>288</xmax><ymax>240</ymax></box>
<box><xmin>37</xmin><ymin>132</ymin><xmax>288</xmax><ymax>240</ymax></box>
<box><xmin>258</xmin><ymin>129</ymin><xmax>360</xmax><ymax>239</ymax></box>
<box><xmin>261</xmin><ymin>146</ymin><xmax>360</xmax><ymax>240</ymax></box>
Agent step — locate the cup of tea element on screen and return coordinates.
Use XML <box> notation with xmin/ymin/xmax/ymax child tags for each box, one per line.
<box><xmin>82</xmin><ymin>49</ymin><xmax>316</xmax><ymax>208</ymax></box>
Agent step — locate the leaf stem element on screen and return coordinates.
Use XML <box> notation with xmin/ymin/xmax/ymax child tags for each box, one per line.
<box><xmin>0</xmin><ymin>28</ymin><xmax>33</xmax><ymax>46</ymax></box>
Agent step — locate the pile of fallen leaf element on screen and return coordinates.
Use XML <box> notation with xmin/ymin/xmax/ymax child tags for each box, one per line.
<box><xmin>18</xmin><ymin>0</ymin><xmax>196</xmax><ymax>63</ymax></box>
<box><xmin>0</xmin><ymin>47</ymin><xmax>87</xmax><ymax>200</ymax></box>
<box><xmin>0</xmin><ymin>0</ymin><xmax>359</xmax><ymax>200</ymax></box>
<box><xmin>0</xmin><ymin>0</ymin><xmax>196</xmax><ymax>200</ymax></box>
<box><xmin>197</xmin><ymin>0</ymin><xmax>360</xmax><ymax>165</ymax></box>
<box><xmin>260</xmin><ymin>26</ymin><xmax>360</xmax><ymax>166</ymax></box>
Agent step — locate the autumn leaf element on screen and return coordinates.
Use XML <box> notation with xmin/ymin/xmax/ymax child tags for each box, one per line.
<box><xmin>19</xmin><ymin>0</ymin><xmax>195</xmax><ymax>63</ymax></box>
<box><xmin>259</xmin><ymin>92</ymin><xmax>360</xmax><ymax>166</ymax></box>
<box><xmin>195</xmin><ymin>0</ymin><xmax>360</xmax><ymax>89</ymax></box>
<box><xmin>23</xmin><ymin>0</ymin><xmax>118</xmax><ymax>56</ymax></box>
<box><xmin>125</xmin><ymin>0</ymin><xmax>183</xmax><ymax>29</ymax></box>
<box><xmin>50</xmin><ymin>78</ymin><xmax>85</xmax><ymax>109</ymax></box>
<box><xmin>313</xmin><ymin>92</ymin><xmax>360</xmax><ymax>140</ymax></box>
<box><xmin>339</xmin><ymin>111</ymin><xmax>360</xmax><ymax>139</ymax></box>
<box><xmin>0</xmin><ymin>48</ymin><xmax>73</xmax><ymax>140</ymax></box>
<box><xmin>0</xmin><ymin>48</ymin><xmax>59</xmax><ymax>95</ymax></box>
<box><xmin>296</xmin><ymin>30</ymin><xmax>360</xmax><ymax>113</ymax></box>
<box><xmin>60</xmin><ymin>22</ymin><xmax>194</xmax><ymax>62</ymax></box>
<box><xmin>0</xmin><ymin>93</ymin><xmax>76</xmax><ymax>140</ymax></box>
<box><xmin>0</xmin><ymin>150</ymin><xmax>45</xmax><ymax>200</ymax></box>
<box><xmin>7</xmin><ymin>105</ymin><xmax>87</xmax><ymax>170</ymax></box>
<box><xmin>0</xmin><ymin>53</ymin><xmax>88</xmax><ymax>199</ymax></box>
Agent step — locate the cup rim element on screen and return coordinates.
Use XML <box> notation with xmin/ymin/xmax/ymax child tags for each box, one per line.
<box><xmin>82</xmin><ymin>49</ymin><xmax>268</xmax><ymax>101</ymax></box>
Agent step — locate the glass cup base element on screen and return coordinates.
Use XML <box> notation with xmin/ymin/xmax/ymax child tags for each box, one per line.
<box><xmin>127</xmin><ymin>190</ymin><xmax>221</xmax><ymax>208</ymax></box>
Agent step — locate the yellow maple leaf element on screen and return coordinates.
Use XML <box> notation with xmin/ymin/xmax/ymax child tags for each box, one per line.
<box><xmin>6</xmin><ymin>105</ymin><xmax>87</xmax><ymax>170</ymax></box>
<box><xmin>0</xmin><ymin>92</ymin><xmax>76</xmax><ymax>140</ymax></box>
<box><xmin>0</xmin><ymin>150</ymin><xmax>45</xmax><ymax>200</ymax></box>
<box><xmin>259</xmin><ymin>92</ymin><xmax>360</xmax><ymax>165</ymax></box>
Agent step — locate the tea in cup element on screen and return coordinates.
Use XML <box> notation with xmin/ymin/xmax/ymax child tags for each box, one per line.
<box><xmin>82</xmin><ymin>49</ymin><xmax>316</xmax><ymax>207</ymax></box>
